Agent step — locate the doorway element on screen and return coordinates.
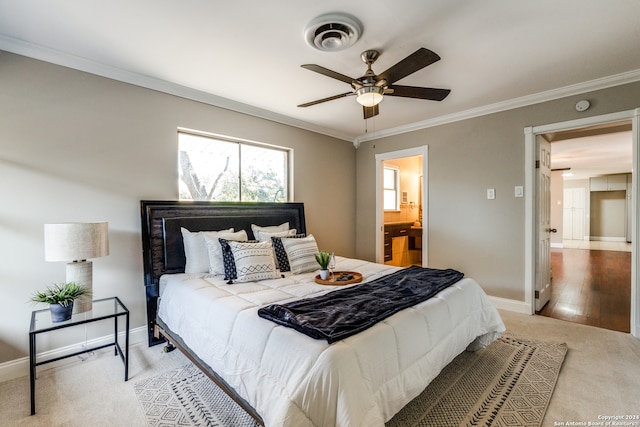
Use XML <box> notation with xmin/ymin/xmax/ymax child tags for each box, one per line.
<box><xmin>375</xmin><ymin>146</ymin><xmax>428</xmax><ymax>266</ymax></box>
<box><xmin>524</xmin><ymin>109</ymin><xmax>640</xmax><ymax>338</ymax></box>
<box><xmin>541</xmin><ymin>124</ymin><xmax>633</xmax><ymax>332</ymax></box>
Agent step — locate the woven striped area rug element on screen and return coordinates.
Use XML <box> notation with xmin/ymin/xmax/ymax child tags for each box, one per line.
<box><xmin>387</xmin><ymin>335</ymin><xmax>568</xmax><ymax>427</ymax></box>
<box><xmin>134</xmin><ymin>335</ymin><xmax>567</xmax><ymax>427</ymax></box>
<box><xmin>134</xmin><ymin>363</ymin><xmax>259</xmax><ymax>427</ymax></box>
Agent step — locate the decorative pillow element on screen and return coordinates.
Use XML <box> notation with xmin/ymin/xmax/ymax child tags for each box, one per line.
<box><xmin>218</xmin><ymin>239</ymin><xmax>237</xmax><ymax>281</ymax></box>
<box><xmin>227</xmin><ymin>240</ymin><xmax>278</xmax><ymax>283</ymax></box>
<box><xmin>281</xmin><ymin>234</ymin><xmax>319</xmax><ymax>274</ymax></box>
<box><xmin>253</xmin><ymin>228</ymin><xmax>297</xmax><ymax>242</ymax></box>
<box><xmin>218</xmin><ymin>238</ymin><xmax>259</xmax><ymax>281</ymax></box>
<box><xmin>251</xmin><ymin>222</ymin><xmax>289</xmax><ymax>239</ymax></box>
<box><xmin>271</xmin><ymin>234</ymin><xmax>306</xmax><ymax>272</ymax></box>
<box><xmin>181</xmin><ymin>227</ymin><xmax>234</xmax><ymax>273</ymax></box>
<box><xmin>203</xmin><ymin>230</ymin><xmax>248</xmax><ymax>275</ymax></box>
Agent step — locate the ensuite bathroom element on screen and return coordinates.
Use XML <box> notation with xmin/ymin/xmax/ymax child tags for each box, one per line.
<box><xmin>383</xmin><ymin>155</ymin><xmax>423</xmax><ymax>267</ymax></box>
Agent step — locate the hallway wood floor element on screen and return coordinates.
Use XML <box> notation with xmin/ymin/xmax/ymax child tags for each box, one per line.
<box><xmin>537</xmin><ymin>247</ymin><xmax>631</xmax><ymax>332</ymax></box>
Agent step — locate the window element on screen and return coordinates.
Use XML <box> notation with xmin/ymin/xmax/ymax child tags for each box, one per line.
<box><xmin>178</xmin><ymin>131</ymin><xmax>290</xmax><ymax>202</ymax></box>
<box><xmin>383</xmin><ymin>166</ymin><xmax>400</xmax><ymax>211</ymax></box>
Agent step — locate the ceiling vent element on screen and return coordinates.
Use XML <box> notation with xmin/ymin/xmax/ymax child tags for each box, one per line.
<box><xmin>304</xmin><ymin>13</ymin><xmax>362</xmax><ymax>52</ymax></box>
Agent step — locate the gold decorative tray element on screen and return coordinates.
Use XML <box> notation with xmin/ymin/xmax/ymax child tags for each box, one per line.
<box><xmin>314</xmin><ymin>271</ymin><xmax>363</xmax><ymax>286</ymax></box>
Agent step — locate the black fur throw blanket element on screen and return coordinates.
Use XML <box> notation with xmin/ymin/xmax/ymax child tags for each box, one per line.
<box><xmin>258</xmin><ymin>266</ymin><xmax>464</xmax><ymax>343</ymax></box>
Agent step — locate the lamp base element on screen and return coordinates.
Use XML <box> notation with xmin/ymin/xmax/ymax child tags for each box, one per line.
<box><xmin>66</xmin><ymin>261</ymin><xmax>93</xmax><ymax>313</ymax></box>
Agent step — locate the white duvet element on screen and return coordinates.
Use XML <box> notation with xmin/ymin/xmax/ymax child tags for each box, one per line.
<box><xmin>158</xmin><ymin>256</ymin><xmax>505</xmax><ymax>427</ymax></box>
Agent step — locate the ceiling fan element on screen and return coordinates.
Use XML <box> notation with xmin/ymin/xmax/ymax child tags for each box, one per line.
<box><xmin>298</xmin><ymin>47</ymin><xmax>451</xmax><ymax>119</ymax></box>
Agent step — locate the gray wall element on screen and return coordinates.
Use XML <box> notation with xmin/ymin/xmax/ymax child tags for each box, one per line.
<box><xmin>355</xmin><ymin>82</ymin><xmax>640</xmax><ymax>301</ymax></box>
<box><xmin>591</xmin><ymin>190</ymin><xmax>627</xmax><ymax>238</ymax></box>
<box><xmin>3</xmin><ymin>48</ymin><xmax>639</xmax><ymax>366</ymax></box>
<box><xmin>0</xmin><ymin>51</ymin><xmax>356</xmax><ymax>364</ymax></box>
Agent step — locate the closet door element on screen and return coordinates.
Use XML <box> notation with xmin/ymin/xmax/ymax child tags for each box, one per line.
<box><xmin>563</xmin><ymin>188</ymin><xmax>585</xmax><ymax>240</ymax></box>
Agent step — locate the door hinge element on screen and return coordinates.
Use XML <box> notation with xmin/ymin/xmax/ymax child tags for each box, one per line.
<box><xmin>534</xmin><ymin>290</ymin><xmax>540</xmax><ymax>298</ymax></box>
<box><xmin>535</xmin><ymin>160</ymin><xmax>540</xmax><ymax>169</ymax></box>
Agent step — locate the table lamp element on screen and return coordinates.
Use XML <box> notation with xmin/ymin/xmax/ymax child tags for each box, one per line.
<box><xmin>44</xmin><ymin>222</ymin><xmax>109</xmax><ymax>313</ymax></box>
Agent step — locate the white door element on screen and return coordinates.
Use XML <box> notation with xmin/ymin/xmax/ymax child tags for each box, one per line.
<box><xmin>536</xmin><ymin>137</ymin><xmax>553</xmax><ymax>311</ymax></box>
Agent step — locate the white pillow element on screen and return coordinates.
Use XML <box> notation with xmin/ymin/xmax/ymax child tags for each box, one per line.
<box><xmin>203</xmin><ymin>230</ymin><xmax>248</xmax><ymax>275</ymax></box>
<box><xmin>253</xmin><ymin>228</ymin><xmax>297</xmax><ymax>269</ymax></box>
<box><xmin>253</xmin><ymin>228</ymin><xmax>297</xmax><ymax>242</ymax></box>
<box><xmin>251</xmin><ymin>222</ymin><xmax>289</xmax><ymax>239</ymax></box>
<box><xmin>181</xmin><ymin>227</ymin><xmax>234</xmax><ymax>273</ymax></box>
<box><xmin>281</xmin><ymin>234</ymin><xmax>319</xmax><ymax>274</ymax></box>
<box><xmin>227</xmin><ymin>240</ymin><xmax>278</xmax><ymax>283</ymax></box>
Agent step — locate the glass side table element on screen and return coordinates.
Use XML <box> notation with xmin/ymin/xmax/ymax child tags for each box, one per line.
<box><xmin>29</xmin><ymin>297</ymin><xmax>129</xmax><ymax>415</ymax></box>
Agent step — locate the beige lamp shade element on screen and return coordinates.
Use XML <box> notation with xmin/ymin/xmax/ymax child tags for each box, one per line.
<box><xmin>44</xmin><ymin>222</ymin><xmax>109</xmax><ymax>261</ymax></box>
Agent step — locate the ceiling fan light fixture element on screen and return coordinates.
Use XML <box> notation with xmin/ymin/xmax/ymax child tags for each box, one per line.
<box><xmin>356</xmin><ymin>86</ymin><xmax>384</xmax><ymax>107</ymax></box>
<box><xmin>304</xmin><ymin>13</ymin><xmax>362</xmax><ymax>52</ymax></box>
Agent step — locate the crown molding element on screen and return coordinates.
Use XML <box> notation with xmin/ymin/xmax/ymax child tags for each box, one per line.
<box><xmin>3</xmin><ymin>34</ymin><xmax>640</xmax><ymax>148</ymax></box>
<box><xmin>353</xmin><ymin>68</ymin><xmax>640</xmax><ymax>146</ymax></box>
<box><xmin>0</xmin><ymin>35</ymin><xmax>354</xmax><ymax>143</ymax></box>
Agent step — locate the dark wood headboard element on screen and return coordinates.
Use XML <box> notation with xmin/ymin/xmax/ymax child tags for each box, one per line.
<box><xmin>140</xmin><ymin>200</ymin><xmax>306</xmax><ymax>346</ymax></box>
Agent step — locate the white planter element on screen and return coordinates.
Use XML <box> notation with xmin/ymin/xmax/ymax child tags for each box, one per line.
<box><xmin>319</xmin><ymin>269</ymin><xmax>330</xmax><ymax>280</ymax></box>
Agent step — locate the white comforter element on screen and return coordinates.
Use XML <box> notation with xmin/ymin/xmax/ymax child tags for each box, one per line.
<box><xmin>158</xmin><ymin>257</ymin><xmax>505</xmax><ymax>427</ymax></box>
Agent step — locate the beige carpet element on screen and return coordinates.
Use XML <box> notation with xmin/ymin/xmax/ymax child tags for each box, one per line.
<box><xmin>134</xmin><ymin>335</ymin><xmax>567</xmax><ymax>427</ymax></box>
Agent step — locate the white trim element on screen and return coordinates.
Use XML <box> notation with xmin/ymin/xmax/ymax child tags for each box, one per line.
<box><xmin>0</xmin><ymin>326</ymin><xmax>147</xmax><ymax>384</ymax></box>
<box><xmin>525</xmin><ymin>109</ymin><xmax>640</xmax><ymax>338</ymax></box>
<box><xmin>590</xmin><ymin>237</ymin><xmax>627</xmax><ymax>242</ymax></box>
<box><xmin>488</xmin><ymin>296</ymin><xmax>532</xmax><ymax>315</ymax></box>
<box><xmin>632</xmin><ymin>108</ymin><xmax>640</xmax><ymax>338</ymax></box>
<box><xmin>2</xmin><ymin>34</ymin><xmax>640</xmax><ymax>146</ymax></box>
<box><xmin>375</xmin><ymin>146</ymin><xmax>428</xmax><ymax>265</ymax></box>
<box><xmin>0</xmin><ymin>35</ymin><xmax>355</xmax><ymax>143</ymax></box>
<box><xmin>355</xmin><ymin>70</ymin><xmax>640</xmax><ymax>146</ymax></box>
<box><xmin>524</xmin><ymin>127</ymin><xmax>536</xmax><ymax>315</ymax></box>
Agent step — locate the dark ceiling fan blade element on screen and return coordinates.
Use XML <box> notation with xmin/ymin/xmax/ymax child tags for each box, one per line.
<box><xmin>378</xmin><ymin>48</ymin><xmax>441</xmax><ymax>84</ymax></box>
<box><xmin>386</xmin><ymin>85</ymin><xmax>451</xmax><ymax>101</ymax></box>
<box><xmin>297</xmin><ymin>92</ymin><xmax>353</xmax><ymax>108</ymax></box>
<box><xmin>301</xmin><ymin>64</ymin><xmax>356</xmax><ymax>85</ymax></box>
<box><xmin>363</xmin><ymin>104</ymin><xmax>379</xmax><ymax>119</ymax></box>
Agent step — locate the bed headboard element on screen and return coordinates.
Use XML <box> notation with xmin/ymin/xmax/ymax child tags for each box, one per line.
<box><xmin>140</xmin><ymin>200</ymin><xmax>306</xmax><ymax>346</ymax></box>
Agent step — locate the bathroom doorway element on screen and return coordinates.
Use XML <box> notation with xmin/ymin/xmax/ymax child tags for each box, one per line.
<box><xmin>375</xmin><ymin>146</ymin><xmax>428</xmax><ymax>267</ymax></box>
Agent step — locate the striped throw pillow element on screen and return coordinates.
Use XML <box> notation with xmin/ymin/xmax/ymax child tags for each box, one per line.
<box><xmin>281</xmin><ymin>234</ymin><xmax>319</xmax><ymax>275</ymax></box>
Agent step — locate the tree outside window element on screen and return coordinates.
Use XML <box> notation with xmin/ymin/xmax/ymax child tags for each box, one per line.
<box><xmin>178</xmin><ymin>131</ymin><xmax>289</xmax><ymax>202</ymax></box>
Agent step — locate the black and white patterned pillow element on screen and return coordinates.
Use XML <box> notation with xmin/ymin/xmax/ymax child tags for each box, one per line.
<box><xmin>271</xmin><ymin>233</ymin><xmax>306</xmax><ymax>272</ymax></box>
<box><xmin>218</xmin><ymin>239</ymin><xmax>238</xmax><ymax>282</ymax></box>
<box><xmin>280</xmin><ymin>234</ymin><xmax>319</xmax><ymax>275</ymax></box>
<box><xmin>203</xmin><ymin>230</ymin><xmax>248</xmax><ymax>275</ymax></box>
<box><xmin>227</xmin><ymin>240</ymin><xmax>278</xmax><ymax>283</ymax></box>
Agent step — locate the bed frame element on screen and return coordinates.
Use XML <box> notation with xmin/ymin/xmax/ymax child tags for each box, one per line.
<box><xmin>140</xmin><ymin>200</ymin><xmax>307</xmax><ymax>346</ymax></box>
<box><xmin>140</xmin><ymin>200</ymin><xmax>306</xmax><ymax>425</ymax></box>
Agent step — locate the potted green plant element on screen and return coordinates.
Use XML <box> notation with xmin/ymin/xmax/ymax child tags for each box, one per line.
<box><xmin>31</xmin><ymin>282</ymin><xmax>91</xmax><ymax>322</ymax></box>
<box><xmin>315</xmin><ymin>251</ymin><xmax>332</xmax><ymax>280</ymax></box>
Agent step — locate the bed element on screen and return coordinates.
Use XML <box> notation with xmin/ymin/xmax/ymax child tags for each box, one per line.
<box><xmin>140</xmin><ymin>200</ymin><xmax>505</xmax><ymax>427</ymax></box>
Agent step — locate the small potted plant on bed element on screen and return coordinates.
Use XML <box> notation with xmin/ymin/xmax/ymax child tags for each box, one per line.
<box><xmin>315</xmin><ymin>251</ymin><xmax>333</xmax><ymax>280</ymax></box>
<box><xmin>31</xmin><ymin>282</ymin><xmax>91</xmax><ymax>322</ymax></box>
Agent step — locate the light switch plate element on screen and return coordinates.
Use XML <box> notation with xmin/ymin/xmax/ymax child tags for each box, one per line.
<box><xmin>487</xmin><ymin>188</ymin><xmax>495</xmax><ymax>200</ymax></box>
<box><xmin>515</xmin><ymin>186</ymin><xmax>524</xmax><ymax>197</ymax></box>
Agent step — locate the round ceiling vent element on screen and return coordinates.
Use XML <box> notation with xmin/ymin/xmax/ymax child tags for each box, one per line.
<box><xmin>304</xmin><ymin>13</ymin><xmax>362</xmax><ymax>52</ymax></box>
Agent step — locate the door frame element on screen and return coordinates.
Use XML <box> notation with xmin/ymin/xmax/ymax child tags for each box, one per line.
<box><xmin>524</xmin><ymin>108</ymin><xmax>640</xmax><ymax>338</ymax></box>
<box><xmin>375</xmin><ymin>146</ymin><xmax>429</xmax><ymax>265</ymax></box>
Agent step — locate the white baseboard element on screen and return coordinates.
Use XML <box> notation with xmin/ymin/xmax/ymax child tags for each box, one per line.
<box><xmin>489</xmin><ymin>296</ymin><xmax>532</xmax><ymax>314</ymax></box>
<box><xmin>0</xmin><ymin>326</ymin><xmax>147</xmax><ymax>384</ymax></box>
<box><xmin>550</xmin><ymin>242</ymin><xmax>564</xmax><ymax>249</ymax></box>
<box><xmin>590</xmin><ymin>236</ymin><xmax>627</xmax><ymax>242</ymax></box>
